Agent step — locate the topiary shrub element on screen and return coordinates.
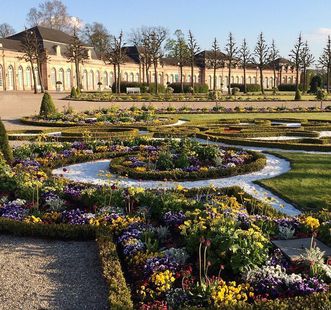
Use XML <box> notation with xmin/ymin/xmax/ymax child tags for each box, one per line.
<box><xmin>278</xmin><ymin>84</ymin><xmax>303</xmax><ymax>91</ymax></box>
<box><xmin>230</xmin><ymin>83</ymin><xmax>261</xmax><ymax>92</ymax></box>
<box><xmin>70</xmin><ymin>87</ymin><xmax>77</xmax><ymax>98</ymax></box>
<box><xmin>39</xmin><ymin>92</ymin><xmax>56</xmax><ymax>117</ymax></box>
<box><xmin>76</xmin><ymin>87</ymin><xmax>81</xmax><ymax>97</ymax></box>
<box><xmin>232</xmin><ymin>87</ymin><xmax>240</xmax><ymax>95</ymax></box>
<box><xmin>168</xmin><ymin>82</ymin><xmax>209</xmax><ymax>93</ymax></box>
<box><xmin>294</xmin><ymin>89</ymin><xmax>302</xmax><ymax>101</ymax></box>
<box><xmin>0</xmin><ymin>119</ymin><xmax>13</xmax><ymax>163</ymax></box>
<box><xmin>316</xmin><ymin>88</ymin><xmax>328</xmax><ymax>101</ymax></box>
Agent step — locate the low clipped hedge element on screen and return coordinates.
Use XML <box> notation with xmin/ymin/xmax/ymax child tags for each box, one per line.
<box><xmin>230</xmin><ymin>83</ymin><xmax>261</xmax><ymax>92</ymax></box>
<box><xmin>168</xmin><ymin>82</ymin><xmax>209</xmax><ymax>93</ymax></box>
<box><xmin>196</xmin><ymin>133</ymin><xmax>331</xmax><ymax>152</ymax></box>
<box><xmin>0</xmin><ymin>218</ymin><xmax>96</xmax><ymax>240</ymax></box>
<box><xmin>109</xmin><ymin>150</ymin><xmax>266</xmax><ymax>181</ymax></box>
<box><xmin>96</xmin><ymin>229</ymin><xmax>133</xmax><ymax>309</ymax></box>
<box><xmin>278</xmin><ymin>84</ymin><xmax>303</xmax><ymax>91</ymax></box>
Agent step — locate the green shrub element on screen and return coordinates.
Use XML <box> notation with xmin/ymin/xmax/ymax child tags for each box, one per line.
<box><xmin>230</xmin><ymin>83</ymin><xmax>261</xmax><ymax>92</ymax></box>
<box><xmin>278</xmin><ymin>84</ymin><xmax>303</xmax><ymax>91</ymax></box>
<box><xmin>316</xmin><ymin>88</ymin><xmax>328</xmax><ymax>101</ymax></box>
<box><xmin>39</xmin><ymin>92</ymin><xmax>56</xmax><ymax>117</ymax></box>
<box><xmin>156</xmin><ymin>151</ymin><xmax>174</xmax><ymax>170</ymax></box>
<box><xmin>168</xmin><ymin>82</ymin><xmax>209</xmax><ymax>93</ymax></box>
<box><xmin>294</xmin><ymin>89</ymin><xmax>302</xmax><ymax>101</ymax></box>
<box><xmin>232</xmin><ymin>87</ymin><xmax>240</xmax><ymax>95</ymax></box>
<box><xmin>70</xmin><ymin>87</ymin><xmax>77</xmax><ymax>98</ymax></box>
<box><xmin>96</xmin><ymin>230</ymin><xmax>133</xmax><ymax>309</ymax></box>
<box><xmin>309</xmin><ymin>75</ymin><xmax>323</xmax><ymax>93</ymax></box>
<box><xmin>76</xmin><ymin>87</ymin><xmax>81</xmax><ymax>96</ymax></box>
<box><xmin>0</xmin><ymin>119</ymin><xmax>13</xmax><ymax>163</ymax></box>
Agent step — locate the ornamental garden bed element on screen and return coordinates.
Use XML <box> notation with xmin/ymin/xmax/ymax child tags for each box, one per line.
<box><xmin>20</xmin><ymin>107</ymin><xmax>177</xmax><ymax>128</ymax></box>
<box><xmin>0</xmin><ymin>136</ymin><xmax>331</xmax><ymax>309</ymax></box>
<box><xmin>109</xmin><ymin>139</ymin><xmax>266</xmax><ymax>181</ymax></box>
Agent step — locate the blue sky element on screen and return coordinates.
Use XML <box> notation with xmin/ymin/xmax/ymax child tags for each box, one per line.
<box><xmin>1</xmin><ymin>0</ymin><xmax>331</xmax><ymax>61</ymax></box>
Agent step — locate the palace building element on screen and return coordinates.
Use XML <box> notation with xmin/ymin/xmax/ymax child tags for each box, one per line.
<box><xmin>0</xmin><ymin>26</ymin><xmax>298</xmax><ymax>92</ymax></box>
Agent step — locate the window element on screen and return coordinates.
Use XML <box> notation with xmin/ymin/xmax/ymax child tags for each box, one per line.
<box><xmin>18</xmin><ymin>66</ymin><xmax>23</xmax><ymax>89</ymax></box>
<box><xmin>103</xmin><ymin>71</ymin><xmax>108</xmax><ymax>86</ymax></box>
<box><xmin>130</xmin><ymin>72</ymin><xmax>134</xmax><ymax>82</ymax></box>
<box><xmin>7</xmin><ymin>65</ymin><xmax>14</xmax><ymax>90</ymax></box>
<box><xmin>0</xmin><ymin>65</ymin><xmax>4</xmax><ymax>87</ymax></box>
<box><xmin>26</xmin><ymin>67</ymin><xmax>31</xmax><ymax>88</ymax></box>
<box><xmin>51</xmin><ymin>68</ymin><xmax>56</xmax><ymax>88</ymax></box>
<box><xmin>83</xmin><ymin>70</ymin><xmax>88</xmax><ymax>90</ymax></box>
<box><xmin>89</xmin><ymin>70</ymin><xmax>94</xmax><ymax>90</ymax></box>
<box><xmin>66</xmin><ymin>69</ymin><xmax>71</xmax><ymax>89</ymax></box>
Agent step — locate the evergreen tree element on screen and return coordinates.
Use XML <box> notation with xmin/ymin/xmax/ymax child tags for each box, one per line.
<box><xmin>39</xmin><ymin>92</ymin><xmax>56</xmax><ymax>116</ymax></box>
<box><xmin>70</xmin><ymin>86</ymin><xmax>77</xmax><ymax>98</ymax></box>
<box><xmin>0</xmin><ymin>119</ymin><xmax>13</xmax><ymax>163</ymax></box>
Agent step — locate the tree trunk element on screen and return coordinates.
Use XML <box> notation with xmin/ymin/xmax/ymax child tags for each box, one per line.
<box><xmin>117</xmin><ymin>64</ymin><xmax>121</xmax><ymax>94</ymax></box>
<box><xmin>113</xmin><ymin>64</ymin><xmax>117</xmax><ymax>93</ymax></box>
<box><xmin>243</xmin><ymin>65</ymin><xmax>247</xmax><ymax>93</ymax></box>
<box><xmin>260</xmin><ymin>67</ymin><xmax>264</xmax><ymax>95</ymax></box>
<box><xmin>213</xmin><ymin>66</ymin><xmax>216</xmax><ymax>91</ymax></box>
<box><xmin>327</xmin><ymin>68</ymin><xmax>330</xmax><ymax>93</ymax></box>
<box><xmin>146</xmin><ymin>64</ymin><xmax>150</xmax><ymax>87</ymax></box>
<box><xmin>36</xmin><ymin>60</ymin><xmax>44</xmax><ymax>93</ymax></box>
<box><xmin>154</xmin><ymin>61</ymin><xmax>158</xmax><ymax>95</ymax></box>
<box><xmin>295</xmin><ymin>65</ymin><xmax>299</xmax><ymax>91</ymax></box>
<box><xmin>31</xmin><ymin>60</ymin><xmax>37</xmax><ymax>94</ymax></box>
<box><xmin>180</xmin><ymin>65</ymin><xmax>184</xmax><ymax>93</ymax></box>
<box><xmin>273</xmin><ymin>66</ymin><xmax>276</xmax><ymax>94</ymax></box>
<box><xmin>303</xmin><ymin>67</ymin><xmax>306</xmax><ymax>94</ymax></box>
<box><xmin>191</xmin><ymin>57</ymin><xmax>194</xmax><ymax>92</ymax></box>
<box><xmin>75</xmin><ymin>60</ymin><xmax>80</xmax><ymax>89</ymax></box>
<box><xmin>228</xmin><ymin>63</ymin><xmax>231</xmax><ymax>95</ymax></box>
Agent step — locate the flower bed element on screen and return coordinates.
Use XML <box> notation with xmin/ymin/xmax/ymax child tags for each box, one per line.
<box><xmin>109</xmin><ymin>139</ymin><xmax>266</xmax><ymax>181</ymax></box>
<box><xmin>21</xmin><ymin>107</ymin><xmax>176</xmax><ymax>127</ymax></box>
<box><xmin>0</xmin><ymin>137</ymin><xmax>330</xmax><ymax>309</ymax></box>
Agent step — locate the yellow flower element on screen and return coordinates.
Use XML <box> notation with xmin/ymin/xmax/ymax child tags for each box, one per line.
<box><xmin>303</xmin><ymin>216</ymin><xmax>320</xmax><ymax>231</ymax></box>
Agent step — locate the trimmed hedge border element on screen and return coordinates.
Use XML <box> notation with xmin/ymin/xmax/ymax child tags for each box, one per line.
<box><xmin>0</xmin><ymin>218</ymin><xmax>96</xmax><ymax>240</ymax></box>
<box><xmin>196</xmin><ymin>133</ymin><xmax>331</xmax><ymax>152</ymax></box>
<box><xmin>96</xmin><ymin>229</ymin><xmax>133</xmax><ymax>309</ymax></box>
<box><xmin>109</xmin><ymin>150</ymin><xmax>266</xmax><ymax>181</ymax></box>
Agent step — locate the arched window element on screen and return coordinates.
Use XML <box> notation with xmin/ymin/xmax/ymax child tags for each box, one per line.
<box><xmin>89</xmin><ymin>70</ymin><xmax>94</xmax><ymax>90</ymax></box>
<box><xmin>158</xmin><ymin>73</ymin><xmax>162</xmax><ymax>84</ymax></box>
<box><xmin>283</xmin><ymin>76</ymin><xmax>287</xmax><ymax>84</ymax></box>
<box><xmin>187</xmin><ymin>75</ymin><xmax>191</xmax><ymax>83</ymax></box>
<box><xmin>103</xmin><ymin>71</ymin><xmax>108</xmax><ymax>86</ymax></box>
<box><xmin>51</xmin><ymin>68</ymin><xmax>56</xmax><ymax>88</ymax></box>
<box><xmin>124</xmin><ymin>72</ymin><xmax>128</xmax><ymax>82</ymax></box>
<box><xmin>231</xmin><ymin>76</ymin><xmax>234</xmax><ymax>84</ymax></box>
<box><xmin>18</xmin><ymin>66</ymin><xmax>24</xmax><ymax>89</ymax></box>
<box><xmin>96</xmin><ymin>70</ymin><xmax>100</xmax><ymax>85</ymax></box>
<box><xmin>58</xmin><ymin>68</ymin><xmax>64</xmax><ymax>87</ymax></box>
<box><xmin>270</xmin><ymin>77</ymin><xmax>274</xmax><ymax>88</ymax></box>
<box><xmin>0</xmin><ymin>65</ymin><xmax>3</xmax><ymax>89</ymax></box>
<box><xmin>248</xmin><ymin>76</ymin><xmax>252</xmax><ymax>84</ymax></box>
<box><xmin>66</xmin><ymin>69</ymin><xmax>71</xmax><ymax>90</ymax></box>
<box><xmin>7</xmin><ymin>65</ymin><xmax>14</xmax><ymax>90</ymax></box>
<box><xmin>209</xmin><ymin>76</ymin><xmax>213</xmax><ymax>89</ymax></box>
<box><xmin>236</xmin><ymin>76</ymin><xmax>239</xmax><ymax>83</ymax></box>
<box><xmin>135</xmin><ymin>73</ymin><xmax>139</xmax><ymax>83</ymax></box>
<box><xmin>83</xmin><ymin>70</ymin><xmax>88</xmax><ymax>90</ymax></box>
<box><xmin>129</xmin><ymin>72</ymin><xmax>134</xmax><ymax>82</ymax></box>
<box><xmin>170</xmin><ymin>74</ymin><xmax>174</xmax><ymax>83</ymax></box>
<box><xmin>265</xmin><ymin>77</ymin><xmax>269</xmax><ymax>88</ymax></box>
<box><xmin>109</xmin><ymin>72</ymin><xmax>113</xmax><ymax>85</ymax></box>
<box><xmin>26</xmin><ymin>67</ymin><xmax>31</xmax><ymax>88</ymax></box>
<box><xmin>253</xmin><ymin>77</ymin><xmax>257</xmax><ymax>84</ymax></box>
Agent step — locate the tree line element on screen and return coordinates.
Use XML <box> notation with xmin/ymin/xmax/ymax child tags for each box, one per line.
<box><xmin>1</xmin><ymin>0</ymin><xmax>331</xmax><ymax>96</ymax></box>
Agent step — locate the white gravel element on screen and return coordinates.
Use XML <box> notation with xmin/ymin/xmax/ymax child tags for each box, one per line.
<box><xmin>271</xmin><ymin>121</ymin><xmax>301</xmax><ymax>128</ymax></box>
<box><xmin>0</xmin><ymin>235</ymin><xmax>109</xmax><ymax>310</ymax></box>
<box><xmin>162</xmin><ymin>119</ymin><xmax>188</xmax><ymax>127</ymax></box>
<box><xmin>52</xmin><ymin>153</ymin><xmax>300</xmax><ymax>216</ymax></box>
<box><xmin>248</xmin><ymin>136</ymin><xmax>304</xmax><ymax>141</ymax></box>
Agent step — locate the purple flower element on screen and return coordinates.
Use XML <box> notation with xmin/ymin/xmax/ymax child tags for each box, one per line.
<box><xmin>0</xmin><ymin>201</ymin><xmax>28</xmax><ymax>221</ymax></box>
<box><xmin>61</xmin><ymin>209</ymin><xmax>90</xmax><ymax>225</ymax></box>
<box><xmin>163</xmin><ymin>211</ymin><xmax>186</xmax><ymax>227</ymax></box>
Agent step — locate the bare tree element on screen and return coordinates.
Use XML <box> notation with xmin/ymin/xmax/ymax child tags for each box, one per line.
<box><xmin>20</xmin><ymin>29</ymin><xmax>38</xmax><ymax>93</ymax></box>
<box><xmin>289</xmin><ymin>33</ymin><xmax>304</xmax><ymax>91</ymax></box>
<box><xmin>104</xmin><ymin>31</ymin><xmax>126</xmax><ymax>93</ymax></box>
<box><xmin>187</xmin><ymin>30</ymin><xmax>200</xmax><ymax>91</ymax></box>
<box><xmin>65</xmin><ymin>31</ymin><xmax>89</xmax><ymax>89</ymax></box>
<box><xmin>225</xmin><ymin>33</ymin><xmax>238</xmax><ymax>94</ymax></box>
<box><xmin>268</xmin><ymin>39</ymin><xmax>280</xmax><ymax>93</ymax></box>
<box><xmin>253</xmin><ymin>32</ymin><xmax>269</xmax><ymax>94</ymax></box>
<box><xmin>300</xmin><ymin>41</ymin><xmax>314</xmax><ymax>93</ymax></box>
<box><xmin>0</xmin><ymin>23</ymin><xmax>15</xmax><ymax>38</ymax></box>
<box><xmin>26</xmin><ymin>0</ymin><xmax>82</xmax><ymax>34</ymax></box>
<box><xmin>319</xmin><ymin>36</ymin><xmax>331</xmax><ymax>93</ymax></box>
<box><xmin>207</xmin><ymin>38</ymin><xmax>224</xmax><ymax>91</ymax></box>
<box><xmin>239</xmin><ymin>39</ymin><xmax>251</xmax><ymax>93</ymax></box>
<box><xmin>144</xmin><ymin>27</ymin><xmax>168</xmax><ymax>94</ymax></box>
<box><xmin>165</xmin><ymin>29</ymin><xmax>189</xmax><ymax>92</ymax></box>
<box><xmin>83</xmin><ymin>22</ymin><xmax>110</xmax><ymax>59</ymax></box>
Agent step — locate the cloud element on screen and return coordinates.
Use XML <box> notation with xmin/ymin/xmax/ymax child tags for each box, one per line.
<box><xmin>305</xmin><ymin>28</ymin><xmax>331</xmax><ymax>42</ymax></box>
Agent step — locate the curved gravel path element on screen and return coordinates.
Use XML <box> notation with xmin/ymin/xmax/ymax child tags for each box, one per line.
<box><xmin>0</xmin><ymin>235</ymin><xmax>109</xmax><ymax>310</ymax></box>
<box><xmin>52</xmin><ymin>153</ymin><xmax>300</xmax><ymax>216</ymax></box>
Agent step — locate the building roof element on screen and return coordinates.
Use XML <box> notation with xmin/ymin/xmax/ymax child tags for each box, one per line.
<box><xmin>0</xmin><ymin>38</ymin><xmax>22</xmax><ymax>51</ymax></box>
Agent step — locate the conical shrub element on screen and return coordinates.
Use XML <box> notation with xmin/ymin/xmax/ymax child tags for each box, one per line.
<box><xmin>294</xmin><ymin>89</ymin><xmax>302</xmax><ymax>101</ymax></box>
<box><xmin>70</xmin><ymin>87</ymin><xmax>77</xmax><ymax>98</ymax></box>
<box><xmin>39</xmin><ymin>92</ymin><xmax>56</xmax><ymax>117</ymax></box>
<box><xmin>0</xmin><ymin>119</ymin><xmax>13</xmax><ymax>163</ymax></box>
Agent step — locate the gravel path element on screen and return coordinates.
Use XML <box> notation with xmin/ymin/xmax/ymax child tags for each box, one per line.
<box><xmin>0</xmin><ymin>235</ymin><xmax>109</xmax><ymax>310</ymax></box>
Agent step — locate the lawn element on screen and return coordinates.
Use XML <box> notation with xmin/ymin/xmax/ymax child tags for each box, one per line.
<box><xmin>161</xmin><ymin>112</ymin><xmax>331</xmax><ymax>122</ymax></box>
<box><xmin>257</xmin><ymin>152</ymin><xmax>331</xmax><ymax>212</ymax></box>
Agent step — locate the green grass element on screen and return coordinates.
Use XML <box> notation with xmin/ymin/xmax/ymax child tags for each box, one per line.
<box><xmin>160</xmin><ymin>112</ymin><xmax>331</xmax><ymax>122</ymax></box>
<box><xmin>257</xmin><ymin>152</ymin><xmax>331</xmax><ymax>212</ymax></box>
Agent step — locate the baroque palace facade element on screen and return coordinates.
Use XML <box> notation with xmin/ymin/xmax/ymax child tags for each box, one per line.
<box><xmin>0</xmin><ymin>26</ymin><xmax>298</xmax><ymax>92</ymax></box>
